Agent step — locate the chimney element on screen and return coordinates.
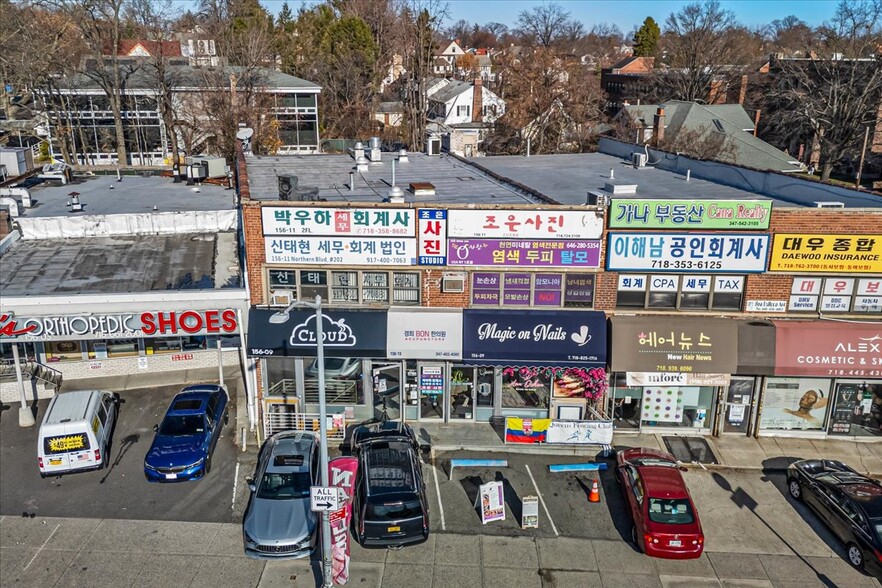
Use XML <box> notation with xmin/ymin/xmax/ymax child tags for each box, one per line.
<box><xmin>738</xmin><ymin>74</ymin><xmax>748</xmax><ymax>105</ymax></box>
<box><xmin>472</xmin><ymin>78</ymin><xmax>483</xmax><ymax>122</ymax></box>
<box><xmin>652</xmin><ymin>107</ymin><xmax>665</xmax><ymax>147</ymax></box>
<box><xmin>753</xmin><ymin>109</ymin><xmax>761</xmax><ymax>136</ymax></box>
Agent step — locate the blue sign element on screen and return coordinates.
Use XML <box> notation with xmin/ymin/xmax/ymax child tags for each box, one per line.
<box><xmin>462</xmin><ymin>310</ymin><xmax>607</xmax><ymax>367</ymax></box>
<box><xmin>247</xmin><ymin>308</ymin><xmax>387</xmax><ymax>357</ymax></box>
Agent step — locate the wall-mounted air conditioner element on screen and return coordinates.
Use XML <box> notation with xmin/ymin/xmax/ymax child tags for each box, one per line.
<box><xmin>441</xmin><ymin>274</ymin><xmax>465</xmax><ymax>293</ymax></box>
<box><xmin>271</xmin><ymin>289</ymin><xmax>293</xmax><ymax>306</ymax></box>
<box><xmin>632</xmin><ymin>152</ymin><xmax>648</xmax><ymax>168</ymax></box>
<box><xmin>814</xmin><ymin>201</ymin><xmax>845</xmax><ymax>208</ymax></box>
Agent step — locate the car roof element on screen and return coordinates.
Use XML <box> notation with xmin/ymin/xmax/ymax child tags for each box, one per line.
<box><xmin>362</xmin><ymin>446</ymin><xmax>417</xmax><ymax>495</ymax></box>
<box><xmin>266</xmin><ymin>432</ymin><xmax>316</xmax><ymax>473</ymax></box>
<box><xmin>167</xmin><ymin>390</ymin><xmax>213</xmax><ymax>414</ymax></box>
<box><xmin>43</xmin><ymin>390</ymin><xmax>107</xmax><ymax>425</ymax></box>
<box><xmin>636</xmin><ymin>465</ymin><xmax>690</xmax><ymax>499</ymax></box>
<box><xmin>353</xmin><ymin>421</ymin><xmax>416</xmax><ymax>446</ymax></box>
<box><xmin>621</xmin><ymin>447</ymin><xmax>677</xmax><ymax>463</ymax></box>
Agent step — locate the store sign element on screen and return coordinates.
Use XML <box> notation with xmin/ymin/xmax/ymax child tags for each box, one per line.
<box><xmin>773</xmin><ymin>320</ymin><xmax>882</xmax><ymax>377</ymax></box>
<box><xmin>759</xmin><ymin>377</ymin><xmax>830</xmax><ymax>431</ymax></box>
<box><xmin>265</xmin><ymin>237</ymin><xmax>416</xmax><ymax>265</ymax></box>
<box><xmin>609</xmin><ymin>199</ymin><xmax>771</xmax><ymax>230</ymax></box>
<box><xmin>768</xmin><ymin>234</ymin><xmax>882</xmax><ymax>273</ymax></box>
<box><xmin>606</xmin><ymin>233</ymin><xmax>770</xmax><ymax>273</ymax></box>
<box><xmin>261</xmin><ymin>207</ymin><xmax>415</xmax><ymax>236</ymax></box>
<box><xmin>140</xmin><ymin>310</ymin><xmax>238</xmax><ymax>335</ymax></box>
<box><xmin>746</xmin><ymin>300</ymin><xmax>787</xmax><ymax>313</ymax></box>
<box><xmin>447</xmin><ymin>239</ymin><xmax>601</xmax><ymax>267</ymax></box>
<box><xmin>246</xmin><ymin>308</ymin><xmax>387</xmax><ymax>357</ymax></box>
<box><xmin>477</xmin><ymin>480</ymin><xmax>506</xmax><ymax>524</ymax></box>
<box><xmin>419</xmin><ymin>366</ymin><xmax>444</xmax><ymax>395</ymax></box>
<box><xmin>386</xmin><ymin>309</ymin><xmax>462</xmax><ymax>360</ymax></box>
<box><xmin>417</xmin><ymin>209</ymin><xmax>447</xmax><ymax>265</ymax></box>
<box><xmin>546</xmin><ymin>420</ymin><xmax>614</xmax><ymax>445</ymax></box>
<box><xmin>626</xmin><ymin>372</ymin><xmax>731</xmax><ymax>386</ymax></box>
<box><xmin>447</xmin><ymin>209</ymin><xmax>603</xmax><ymax>240</ymax></box>
<box><xmin>610</xmin><ymin>316</ymin><xmax>738</xmax><ymax>374</ymax></box>
<box><xmin>328</xmin><ymin>456</ymin><xmax>358</xmax><ymax>586</ymax></box>
<box><xmin>462</xmin><ymin>309</ymin><xmax>607</xmax><ymax>367</ymax></box>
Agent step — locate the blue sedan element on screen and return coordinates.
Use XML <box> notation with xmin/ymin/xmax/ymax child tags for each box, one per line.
<box><xmin>144</xmin><ymin>385</ymin><xmax>228</xmax><ymax>482</ymax></box>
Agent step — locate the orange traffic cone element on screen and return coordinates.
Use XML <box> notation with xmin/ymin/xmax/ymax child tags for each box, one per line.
<box><xmin>588</xmin><ymin>479</ymin><xmax>601</xmax><ymax>503</ymax></box>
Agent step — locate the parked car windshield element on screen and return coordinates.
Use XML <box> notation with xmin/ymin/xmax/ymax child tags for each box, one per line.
<box><xmin>631</xmin><ymin>458</ymin><xmax>677</xmax><ymax>468</ymax></box>
<box><xmin>366</xmin><ymin>499</ymin><xmax>423</xmax><ymax>521</ymax></box>
<box><xmin>159</xmin><ymin>415</ymin><xmax>204</xmax><ymax>436</ymax></box>
<box><xmin>648</xmin><ymin>498</ymin><xmax>695</xmax><ymax>524</ymax></box>
<box><xmin>257</xmin><ymin>472</ymin><xmax>312</xmax><ymax>500</ymax></box>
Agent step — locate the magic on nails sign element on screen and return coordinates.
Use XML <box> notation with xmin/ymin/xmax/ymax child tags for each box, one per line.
<box><xmin>768</xmin><ymin>234</ymin><xmax>882</xmax><ymax>273</ymax></box>
<box><xmin>609</xmin><ymin>199</ymin><xmax>772</xmax><ymax>230</ymax></box>
<box><xmin>773</xmin><ymin>320</ymin><xmax>882</xmax><ymax>377</ymax></box>
<box><xmin>247</xmin><ymin>308</ymin><xmax>387</xmax><ymax>357</ymax></box>
<box><xmin>610</xmin><ymin>316</ymin><xmax>738</xmax><ymax>374</ymax></box>
<box><xmin>461</xmin><ymin>309</ymin><xmax>607</xmax><ymax>367</ymax></box>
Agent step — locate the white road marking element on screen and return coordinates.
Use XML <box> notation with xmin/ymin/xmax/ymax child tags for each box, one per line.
<box><xmin>232</xmin><ymin>462</ymin><xmax>240</xmax><ymax>509</ymax></box>
<box><xmin>525</xmin><ymin>464</ymin><xmax>558</xmax><ymax>537</ymax></box>
<box><xmin>430</xmin><ymin>447</ymin><xmax>446</xmax><ymax>531</ymax></box>
<box><xmin>23</xmin><ymin>523</ymin><xmax>59</xmax><ymax>571</ymax></box>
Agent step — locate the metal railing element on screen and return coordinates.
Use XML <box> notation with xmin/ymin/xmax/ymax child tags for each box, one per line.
<box><xmin>0</xmin><ymin>359</ymin><xmax>63</xmax><ymax>391</ymax></box>
<box><xmin>302</xmin><ymin>380</ymin><xmax>360</xmax><ymax>404</ymax></box>
<box><xmin>263</xmin><ymin>407</ymin><xmax>348</xmax><ymax>442</ymax></box>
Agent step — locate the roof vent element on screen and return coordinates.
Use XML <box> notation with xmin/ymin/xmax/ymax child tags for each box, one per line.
<box><xmin>397</xmin><ymin>149</ymin><xmax>409</xmax><ymax>163</ymax></box>
<box><xmin>355</xmin><ymin>156</ymin><xmax>369</xmax><ymax>173</ymax></box>
<box><xmin>387</xmin><ymin>185</ymin><xmax>405</xmax><ymax>203</ymax></box>
<box><xmin>815</xmin><ymin>201</ymin><xmax>845</xmax><ymax>208</ymax></box>
<box><xmin>409</xmin><ymin>182</ymin><xmax>435</xmax><ymax>196</ymax></box>
<box><xmin>603</xmin><ymin>181</ymin><xmax>638</xmax><ymax>195</ymax></box>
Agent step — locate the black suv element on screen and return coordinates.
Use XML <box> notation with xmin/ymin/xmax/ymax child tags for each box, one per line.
<box><xmin>787</xmin><ymin>459</ymin><xmax>882</xmax><ymax>576</ymax></box>
<box><xmin>351</xmin><ymin>421</ymin><xmax>429</xmax><ymax>548</ymax></box>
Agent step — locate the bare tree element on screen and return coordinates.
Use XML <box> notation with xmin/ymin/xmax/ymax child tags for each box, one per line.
<box><xmin>515</xmin><ymin>3</ymin><xmax>578</xmax><ymax>48</ymax></box>
<box><xmin>400</xmin><ymin>0</ymin><xmax>447</xmax><ymax>151</ymax></box>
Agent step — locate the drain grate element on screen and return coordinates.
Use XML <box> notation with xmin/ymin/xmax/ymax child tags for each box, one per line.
<box><xmin>662</xmin><ymin>436</ymin><xmax>718</xmax><ymax>465</ymax></box>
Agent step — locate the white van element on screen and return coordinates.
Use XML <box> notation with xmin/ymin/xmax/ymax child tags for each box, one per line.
<box><xmin>37</xmin><ymin>390</ymin><xmax>119</xmax><ymax>477</ymax></box>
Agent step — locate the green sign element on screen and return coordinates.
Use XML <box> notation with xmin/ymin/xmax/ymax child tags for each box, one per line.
<box><xmin>608</xmin><ymin>199</ymin><xmax>772</xmax><ymax>230</ymax></box>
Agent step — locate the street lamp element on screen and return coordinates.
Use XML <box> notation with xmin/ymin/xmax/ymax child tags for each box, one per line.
<box><xmin>269</xmin><ymin>295</ymin><xmax>333</xmax><ymax>588</ymax></box>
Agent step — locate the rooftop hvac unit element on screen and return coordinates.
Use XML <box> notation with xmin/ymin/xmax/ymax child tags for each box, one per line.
<box><xmin>271</xmin><ymin>289</ymin><xmax>293</xmax><ymax>306</ymax></box>
<box><xmin>278</xmin><ymin>173</ymin><xmax>320</xmax><ymax>201</ymax></box>
<box><xmin>632</xmin><ymin>152</ymin><xmax>648</xmax><ymax>168</ymax></box>
<box><xmin>441</xmin><ymin>274</ymin><xmax>465</xmax><ymax>293</ymax></box>
<box><xmin>814</xmin><ymin>201</ymin><xmax>845</xmax><ymax>208</ymax></box>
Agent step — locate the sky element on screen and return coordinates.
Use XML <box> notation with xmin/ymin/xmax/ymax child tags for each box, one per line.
<box><xmin>257</xmin><ymin>0</ymin><xmax>840</xmax><ymax>35</ymax></box>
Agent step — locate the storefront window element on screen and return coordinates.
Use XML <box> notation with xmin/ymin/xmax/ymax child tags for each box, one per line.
<box><xmin>612</xmin><ymin>374</ymin><xmax>641</xmax><ymax>429</ymax></box>
<box><xmin>45</xmin><ymin>340</ymin><xmax>83</xmax><ymax>362</ymax></box>
<box><xmin>639</xmin><ymin>386</ymin><xmax>715</xmax><ymax>429</ymax></box>
<box><xmin>501</xmin><ymin>367</ymin><xmax>549</xmax><ymax>409</ymax></box>
<box><xmin>759</xmin><ymin>377</ymin><xmax>831</xmax><ymax>432</ymax></box>
<box><xmin>269</xmin><ymin>269</ymin><xmax>420</xmax><ymax>306</ymax></box>
<box><xmin>470</xmin><ymin>273</ymin><xmax>595</xmax><ymax>308</ymax></box>
<box><xmin>616</xmin><ymin>274</ymin><xmax>744</xmax><ymax>311</ymax></box>
<box><xmin>146</xmin><ymin>336</ymin><xmax>209</xmax><ymax>354</ymax></box>
<box><xmin>304</xmin><ymin>357</ymin><xmax>365</xmax><ymax>405</ymax></box>
<box><xmin>828</xmin><ymin>382</ymin><xmax>882</xmax><ymax>437</ymax></box>
<box><xmin>476</xmin><ymin>367</ymin><xmax>494</xmax><ymax>407</ymax></box>
<box><xmin>89</xmin><ymin>338</ymin><xmax>139</xmax><ymax>358</ymax></box>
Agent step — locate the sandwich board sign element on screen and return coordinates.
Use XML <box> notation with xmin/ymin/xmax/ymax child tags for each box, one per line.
<box><xmin>521</xmin><ymin>495</ymin><xmax>539</xmax><ymax>529</ymax></box>
<box><xmin>310</xmin><ymin>486</ymin><xmax>340</xmax><ymax>512</ymax></box>
<box><xmin>474</xmin><ymin>480</ymin><xmax>506</xmax><ymax>524</ymax></box>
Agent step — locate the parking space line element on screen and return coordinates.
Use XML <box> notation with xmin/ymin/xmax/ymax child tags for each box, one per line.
<box><xmin>524</xmin><ymin>464</ymin><xmax>558</xmax><ymax>537</ymax></box>
<box><xmin>23</xmin><ymin>523</ymin><xmax>59</xmax><ymax>571</ymax></box>
<box><xmin>430</xmin><ymin>447</ymin><xmax>446</xmax><ymax>531</ymax></box>
<box><xmin>232</xmin><ymin>462</ymin><xmax>240</xmax><ymax>509</ymax></box>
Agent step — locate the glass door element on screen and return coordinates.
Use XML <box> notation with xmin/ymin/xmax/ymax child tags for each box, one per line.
<box><xmin>418</xmin><ymin>363</ymin><xmax>445</xmax><ymax>420</ymax></box>
<box><xmin>372</xmin><ymin>362</ymin><xmax>402</xmax><ymax>421</ymax></box>
<box><xmin>719</xmin><ymin>377</ymin><xmax>756</xmax><ymax>435</ymax></box>
<box><xmin>450</xmin><ymin>366</ymin><xmax>476</xmax><ymax>420</ymax></box>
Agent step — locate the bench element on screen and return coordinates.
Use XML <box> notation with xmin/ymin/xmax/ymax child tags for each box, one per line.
<box><xmin>449</xmin><ymin>458</ymin><xmax>508</xmax><ymax>480</ymax></box>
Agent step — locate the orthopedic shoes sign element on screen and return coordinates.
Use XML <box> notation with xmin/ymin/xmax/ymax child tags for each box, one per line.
<box><xmin>247</xmin><ymin>309</ymin><xmax>387</xmax><ymax>357</ymax></box>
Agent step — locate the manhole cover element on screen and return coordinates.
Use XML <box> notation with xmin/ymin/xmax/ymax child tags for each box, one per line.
<box><xmin>662</xmin><ymin>436</ymin><xmax>718</xmax><ymax>464</ymax></box>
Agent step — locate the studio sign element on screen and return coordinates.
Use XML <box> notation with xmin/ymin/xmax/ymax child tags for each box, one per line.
<box><xmin>289</xmin><ymin>313</ymin><xmax>357</xmax><ymax>346</ymax></box>
<box><xmin>477</xmin><ymin>322</ymin><xmax>593</xmax><ymax>346</ymax></box>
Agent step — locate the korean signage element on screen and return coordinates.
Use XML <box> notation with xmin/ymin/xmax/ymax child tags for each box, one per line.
<box><xmin>447</xmin><ymin>210</ymin><xmax>603</xmax><ymax>240</ymax></box>
<box><xmin>610</xmin><ymin>316</ymin><xmax>738</xmax><ymax>374</ymax></box>
<box><xmin>773</xmin><ymin>320</ymin><xmax>882</xmax><ymax>377</ymax></box>
<box><xmin>462</xmin><ymin>309</ymin><xmax>607</xmax><ymax>367</ymax></box>
<box><xmin>0</xmin><ymin>310</ymin><xmax>239</xmax><ymax>342</ymax></box>
<box><xmin>261</xmin><ymin>207</ymin><xmax>415</xmax><ymax>236</ymax></box>
<box><xmin>265</xmin><ymin>237</ymin><xmax>416</xmax><ymax>265</ymax></box>
<box><xmin>386</xmin><ymin>309</ymin><xmax>462</xmax><ymax>360</ymax></box>
<box><xmin>768</xmin><ymin>234</ymin><xmax>882</xmax><ymax>273</ymax></box>
<box><xmin>471</xmin><ymin>273</ymin><xmax>595</xmax><ymax>307</ymax></box>
<box><xmin>609</xmin><ymin>199</ymin><xmax>772</xmax><ymax>230</ymax></box>
<box><xmin>606</xmin><ymin>232</ymin><xmax>770</xmax><ymax>273</ymax></box>
<box><xmin>246</xmin><ymin>308</ymin><xmax>387</xmax><ymax>357</ymax></box>
<box><xmin>448</xmin><ymin>239</ymin><xmax>601</xmax><ymax>267</ymax></box>
<box><xmin>789</xmin><ymin>277</ymin><xmax>882</xmax><ymax>313</ymax></box>
<box><xmin>417</xmin><ymin>209</ymin><xmax>447</xmax><ymax>265</ymax></box>
<box><xmin>419</xmin><ymin>365</ymin><xmax>444</xmax><ymax>396</ymax></box>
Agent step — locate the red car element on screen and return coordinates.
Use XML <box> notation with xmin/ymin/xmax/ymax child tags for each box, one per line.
<box><xmin>615</xmin><ymin>447</ymin><xmax>704</xmax><ymax>559</ymax></box>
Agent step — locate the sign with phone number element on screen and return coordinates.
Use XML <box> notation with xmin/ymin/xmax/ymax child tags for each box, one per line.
<box><xmin>606</xmin><ymin>233</ymin><xmax>770</xmax><ymax>273</ymax></box>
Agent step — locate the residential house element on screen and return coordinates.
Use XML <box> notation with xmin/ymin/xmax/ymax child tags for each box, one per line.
<box><xmin>426</xmin><ymin>77</ymin><xmax>505</xmax><ymax>127</ymax></box>
<box><xmin>374</xmin><ymin>101</ymin><xmax>404</xmax><ymax>128</ymax></box>
<box><xmin>379</xmin><ymin>54</ymin><xmax>406</xmax><ymax>93</ymax></box>
<box><xmin>599</xmin><ymin>56</ymin><xmax>655</xmax><ymax>113</ymax></box>
<box><xmin>433</xmin><ymin>40</ymin><xmax>466</xmax><ymax>76</ymax></box>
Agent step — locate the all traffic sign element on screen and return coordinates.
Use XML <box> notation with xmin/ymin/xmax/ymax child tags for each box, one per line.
<box><xmin>310</xmin><ymin>486</ymin><xmax>340</xmax><ymax>512</ymax></box>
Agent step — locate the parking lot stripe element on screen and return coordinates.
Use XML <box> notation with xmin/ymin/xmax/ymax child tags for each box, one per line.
<box><xmin>430</xmin><ymin>447</ymin><xmax>446</xmax><ymax>531</ymax></box>
<box><xmin>525</xmin><ymin>464</ymin><xmax>558</xmax><ymax>537</ymax></box>
<box><xmin>23</xmin><ymin>523</ymin><xmax>59</xmax><ymax>571</ymax></box>
<box><xmin>232</xmin><ymin>462</ymin><xmax>240</xmax><ymax>509</ymax></box>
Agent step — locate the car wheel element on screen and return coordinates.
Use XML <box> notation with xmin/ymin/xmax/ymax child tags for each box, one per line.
<box><xmin>631</xmin><ymin>525</ymin><xmax>642</xmax><ymax>552</ymax></box>
<box><xmin>847</xmin><ymin>543</ymin><xmax>865</xmax><ymax>570</ymax></box>
<box><xmin>788</xmin><ymin>478</ymin><xmax>802</xmax><ymax>501</ymax></box>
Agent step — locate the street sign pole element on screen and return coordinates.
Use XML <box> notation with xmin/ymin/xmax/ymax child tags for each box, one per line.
<box><xmin>315</xmin><ymin>296</ymin><xmax>332</xmax><ymax>588</ymax></box>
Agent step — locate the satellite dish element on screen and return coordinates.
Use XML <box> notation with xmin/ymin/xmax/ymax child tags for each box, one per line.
<box><xmin>236</xmin><ymin>127</ymin><xmax>254</xmax><ymax>140</ymax></box>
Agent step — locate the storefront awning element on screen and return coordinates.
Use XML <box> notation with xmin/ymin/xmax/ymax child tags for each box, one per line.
<box><xmin>773</xmin><ymin>320</ymin><xmax>882</xmax><ymax>377</ymax></box>
<box><xmin>247</xmin><ymin>308</ymin><xmax>387</xmax><ymax>358</ymax></box>
<box><xmin>737</xmin><ymin>321</ymin><xmax>776</xmax><ymax>375</ymax></box>
<box><xmin>610</xmin><ymin>315</ymin><xmax>738</xmax><ymax>374</ymax></box>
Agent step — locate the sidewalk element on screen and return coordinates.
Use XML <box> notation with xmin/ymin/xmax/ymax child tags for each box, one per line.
<box><xmin>418</xmin><ymin>421</ymin><xmax>882</xmax><ymax>476</ymax></box>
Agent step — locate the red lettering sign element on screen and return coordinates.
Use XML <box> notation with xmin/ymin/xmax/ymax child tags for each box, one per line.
<box><xmin>140</xmin><ymin>310</ymin><xmax>238</xmax><ymax>335</ymax></box>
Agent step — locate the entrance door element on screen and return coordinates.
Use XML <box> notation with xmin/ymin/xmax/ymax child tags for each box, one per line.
<box><xmin>718</xmin><ymin>377</ymin><xmax>756</xmax><ymax>435</ymax></box>
<box><xmin>372</xmin><ymin>362</ymin><xmax>402</xmax><ymax>421</ymax></box>
<box><xmin>450</xmin><ymin>366</ymin><xmax>475</xmax><ymax>420</ymax></box>
<box><xmin>418</xmin><ymin>364</ymin><xmax>445</xmax><ymax>420</ymax></box>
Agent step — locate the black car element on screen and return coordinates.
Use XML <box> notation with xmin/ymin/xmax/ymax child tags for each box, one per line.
<box><xmin>350</xmin><ymin>421</ymin><xmax>429</xmax><ymax>548</ymax></box>
<box><xmin>787</xmin><ymin>459</ymin><xmax>882</xmax><ymax>575</ymax></box>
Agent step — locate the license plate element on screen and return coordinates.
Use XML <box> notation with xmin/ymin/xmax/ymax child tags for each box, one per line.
<box><xmin>165</xmin><ymin>473</ymin><xmax>177</xmax><ymax>480</ymax></box>
<box><xmin>669</xmin><ymin>540</ymin><xmax>682</xmax><ymax>547</ymax></box>
<box><xmin>387</xmin><ymin>526</ymin><xmax>400</xmax><ymax>532</ymax></box>
<box><xmin>49</xmin><ymin>458</ymin><xmax>62</xmax><ymax>466</ymax></box>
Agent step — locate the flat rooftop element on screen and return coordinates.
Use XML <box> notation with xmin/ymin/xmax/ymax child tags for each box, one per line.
<box><xmin>17</xmin><ymin>173</ymin><xmax>235</xmax><ymax>218</ymax></box>
<box><xmin>245</xmin><ymin>152</ymin><xmax>543</xmax><ymax>205</ymax></box>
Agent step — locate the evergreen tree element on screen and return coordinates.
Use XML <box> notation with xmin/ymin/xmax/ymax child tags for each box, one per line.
<box><xmin>633</xmin><ymin>17</ymin><xmax>660</xmax><ymax>57</ymax></box>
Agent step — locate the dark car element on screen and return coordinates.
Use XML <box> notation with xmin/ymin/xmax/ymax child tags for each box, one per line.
<box><xmin>787</xmin><ymin>459</ymin><xmax>882</xmax><ymax>575</ymax></box>
<box><xmin>616</xmin><ymin>447</ymin><xmax>704</xmax><ymax>559</ymax></box>
<box><xmin>351</xmin><ymin>421</ymin><xmax>429</xmax><ymax>548</ymax></box>
<box><xmin>144</xmin><ymin>385</ymin><xmax>228</xmax><ymax>482</ymax></box>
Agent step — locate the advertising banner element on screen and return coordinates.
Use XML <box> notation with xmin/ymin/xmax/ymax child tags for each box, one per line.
<box><xmin>447</xmin><ymin>239</ymin><xmax>601</xmax><ymax>267</ymax></box>
<box><xmin>417</xmin><ymin>209</ymin><xmax>447</xmax><ymax>265</ymax></box>
<box><xmin>265</xmin><ymin>237</ymin><xmax>416</xmax><ymax>265</ymax></box>
<box><xmin>606</xmin><ymin>232</ymin><xmax>770</xmax><ymax>273</ymax></box>
<box><xmin>546</xmin><ymin>420</ymin><xmax>614</xmax><ymax>445</ymax></box>
<box><xmin>609</xmin><ymin>199</ymin><xmax>772</xmax><ymax>230</ymax></box>
<box><xmin>447</xmin><ymin>209</ymin><xmax>604</xmax><ymax>240</ymax></box>
<box><xmin>247</xmin><ymin>308</ymin><xmax>387</xmax><ymax>357</ymax></box>
<box><xmin>610</xmin><ymin>316</ymin><xmax>738</xmax><ymax>374</ymax></box>
<box><xmin>768</xmin><ymin>234</ymin><xmax>882</xmax><ymax>273</ymax></box>
<box><xmin>476</xmin><ymin>480</ymin><xmax>506</xmax><ymax>524</ymax></box>
<box><xmin>504</xmin><ymin>417</ymin><xmax>550</xmax><ymax>443</ymax></box>
<box><xmin>626</xmin><ymin>372</ymin><xmax>731</xmax><ymax>386</ymax></box>
<box><xmin>261</xmin><ymin>207</ymin><xmax>415</xmax><ymax>236</ymax></box>
<box><xmin>386</xmin><ymin>309</ymin><xmax>462</xmax><ymax>360</ymax></box>
<box><xmin>773</xmin><ymin>320</ymin><xmax>882</xmax><ymax>377</ymax></box>
<box><xmin>329</xmin><ymin>457</ymin><xmax>358</xmax><ymax>586</ymax></box>
<box><xmin>760</xmin><ymin>377</ymin><xmax>831</xmax><ymax>431</ymax></box>
<box><xmin>462</xmin><ymin>310</ymin><xmax>607</xmax><ymax>367</ymax></box>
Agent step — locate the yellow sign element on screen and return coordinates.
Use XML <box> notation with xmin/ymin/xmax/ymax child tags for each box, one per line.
<box><xmin>48</xmin><ymin>435</ymin><xmax>86</xmax><ymax>452</ymax></box>
<box><xmin>92</xmin><ymin>416</ymin><xmax>100</xmax><ymax>434</ymax></box>
<box><xmin>769</xmin><ymin>234</ymin><xmax>882</xmax><ymax>273</ymax></box>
